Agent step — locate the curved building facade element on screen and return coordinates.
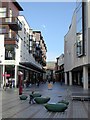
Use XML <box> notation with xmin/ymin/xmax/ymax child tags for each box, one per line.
<box><xmin>64</xmin><ymin>1</ymin><xmax>90</xmax><ymax>89</ymax></box>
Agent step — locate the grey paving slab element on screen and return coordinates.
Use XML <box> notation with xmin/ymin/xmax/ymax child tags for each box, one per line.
<box><xmin>1</xmin><ymin>82</ymin><xmax>90</xmax><ymax>119</ymax></box>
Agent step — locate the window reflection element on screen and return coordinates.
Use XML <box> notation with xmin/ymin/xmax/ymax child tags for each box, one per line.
<box><xmin>5</xmin><ymin>45</ymin><xmax>15</xmax><ymax>60</ymax></box>
<box><xmin>76</xmin><ymin>2</ymin><xmax>83</xmax><ymax>56</ymax></box>
<box><xmin>76</xmin><ymin>1</ymin><xmax>86</xmax><ymax>57</ymax></box>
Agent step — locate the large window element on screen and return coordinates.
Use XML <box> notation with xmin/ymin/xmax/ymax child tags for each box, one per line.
<box><xmin>76</xmin><ymin>1</ymin><xmax>86</xmax><ymax>57</ymax></box>
<box><xmin>5</xmin><ymin>45</ymin><xmax>15</xmax><ymax>60</ymax></box>
<box><xmin>76</xmin><ymin>2</ymin><xmax>83</xmax><ymax>56</ymax></box>
<box><xmin>0</xmin><ymin>8</ymin><xmax>6</xmax><ymax>18</ymax></box>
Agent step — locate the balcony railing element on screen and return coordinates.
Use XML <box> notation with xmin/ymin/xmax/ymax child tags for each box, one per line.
<box><xmin>4</xmin><ymin>32</ymin><xmax>20</xmax><ymax>47</ymax></box>
<box><xmin>0</xmin><ymin>17</ymin><xmax>22</xmax><ymax>31</ymax></box>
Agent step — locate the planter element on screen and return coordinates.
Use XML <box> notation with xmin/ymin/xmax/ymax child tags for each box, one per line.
<box><xmin>34</xmin><ymin>97</ymin><xmax>50</xmax><ymax>104</ymax></box>
<box><xmin>20</xmin><ymin>95</ymin><xmax>28</xmax><ymax>100</ymax></box>
<box><xmin>44</xmin><ymin>103</ymin><xmax>67</xmax><ymax>112</ymax></box>
<box><xmin>58</xmin><ymin>100</ymin><xmax>69</xmax><ymax>105</ymax></box>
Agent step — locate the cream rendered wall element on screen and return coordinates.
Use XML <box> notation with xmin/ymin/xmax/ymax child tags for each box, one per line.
<box><xmin>64</xmin><ymin>11</ymin><xmax>76</xmax><ymax>72</ymax></box>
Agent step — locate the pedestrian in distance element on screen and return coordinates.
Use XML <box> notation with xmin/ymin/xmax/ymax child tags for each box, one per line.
<box><xmin>37</xmin><ymin>79</ymin><xmax>40</xmax><ymax>87</ymax></box>
<box><xmin>53</xmin><ymin>78</ymin><xmax>55</xmax><ymax>84</ymax></box>
<box><xmin>60</xmin><ymin>79</ymin><xmax>63</xmax><ymax>86</ymax></box>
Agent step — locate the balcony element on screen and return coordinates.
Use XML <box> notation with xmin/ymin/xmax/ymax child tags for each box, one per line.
<box><xmin>4</xmin><ymin>32</ymin><xmax>19</xmax><ymax>47</ymax></box>
<box><xmin>33</xmin><ymin>50</ymin><xmax>42</xmax><ymax>62</ymax></box>
<box><xmin>35</xmin><ymin>52</ymin><xmax>40</xmax><ymax>59</ymax></box>
<box><xmin>42</xmin><ymin>59</ymin><xmax>46</xmax><ymax>66</ymax></box>
<box><xmin>0</xmin><ymin>17</ymin><xmax>22</xmax><ymax>31</ymax></box>
<box><xmin>36</xmin><ymin>44</ymin><xmax>41</xmax><ymax>50</ymax></box>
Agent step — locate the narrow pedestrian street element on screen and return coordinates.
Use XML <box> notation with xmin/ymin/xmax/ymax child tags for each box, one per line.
<box><xmin>2</xmin><ymin>82</ymin><xmax>90</xmax><ymax>119</ymax></box>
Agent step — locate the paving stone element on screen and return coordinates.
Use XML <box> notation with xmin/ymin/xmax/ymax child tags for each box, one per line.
<box><xmin>1</xmin><ymin>82</ymin><xmax>90</xmax><ymax>118</ymax></box>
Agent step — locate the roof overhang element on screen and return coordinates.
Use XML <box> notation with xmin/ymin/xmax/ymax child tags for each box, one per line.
<box><xmin>13</xmin><ymin>1</ymin><xmax>23</xmax><ymax>11</ymax></box>
<box><xmin>19</xmin><ymin>62</ymin><xmax>46</xmax><ymax>73</ymax></box>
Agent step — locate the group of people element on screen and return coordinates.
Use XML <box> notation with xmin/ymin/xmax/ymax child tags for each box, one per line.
<box><xmin>23</xmin><ymin>79</ymin><xmax>40</xmax><ymax>88</ymax></box>
<box><xmin>3</xmin><ymin>79</ymin><xmax>15</xmax><ymax>90</ymax></box>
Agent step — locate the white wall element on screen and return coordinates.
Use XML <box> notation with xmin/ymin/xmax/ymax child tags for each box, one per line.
<box><xmin>0</xmin><ymin>35</ymin><xmax>5</xmax><ymax>64</ymax></box>
<box><xmin>18</xmin><ymin>16</ymin><xmax>42</xmax><ymax>69</ymax></box>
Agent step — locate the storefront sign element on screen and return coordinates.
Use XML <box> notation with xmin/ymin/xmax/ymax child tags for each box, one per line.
<box><xmin>2</xmin><ymin>74</ymin><xmax>10</xmax><ymax>77</ymax></box>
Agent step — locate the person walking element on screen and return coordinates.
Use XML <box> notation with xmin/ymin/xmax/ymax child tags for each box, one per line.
<box><xmin>37</xmin><ymin>79</ymin><xmax>40</xmax><ymax>87</ymax></box>
<box><xmin>60</xmin><ymin>79</ymin><xmax>63</xmax><ymax>86</ymax></box>
<box><xmin>29</xmin><ymin>91</ymin><xmax>35</xmax><ymax>104</ymax></box>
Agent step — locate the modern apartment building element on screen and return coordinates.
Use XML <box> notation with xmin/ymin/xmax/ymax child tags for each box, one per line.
<box><xmin>64</xmin><ymin>1</ymin><xmax>90</xmax><ymax>89</ymax></box>
<box><xmin>55</xmin><ymin>54</ymin><xmax>64</xmax><ymax>82</ymax></box>
<box><xmin>0</xmin><ymin>1</ymin><xmax>47</xmax><ymax>87</ymax></box>
<box><xmin>0</xmin><ymin>0</ymin><xmax>23</xmax><ymax>87</ymax></box>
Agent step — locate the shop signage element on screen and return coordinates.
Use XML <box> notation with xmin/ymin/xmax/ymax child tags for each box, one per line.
<box><xmin>2</xmin><ymin>74</ymin><xmax>10</xmax><ymax>77</ymax></box>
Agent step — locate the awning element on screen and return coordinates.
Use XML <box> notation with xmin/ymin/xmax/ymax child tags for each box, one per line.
<box><xmin>19</xmin><ymin>62</ymin><xmax>46</xmax><ymax>73</ymax></box>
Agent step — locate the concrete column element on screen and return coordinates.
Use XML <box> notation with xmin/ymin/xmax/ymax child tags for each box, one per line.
<box><xmin>78</xmin><ymin>72</ymin><xmax>80</xmax><ymax>85</ymax></box>
<box><xmin>65</xmin><ymin>72</ymin><xmax>67</xmax><ymax>85</ymax></box>
<box><xmin>83</xmin><ymin>66</ymin><xmax>88</xmax><ymax>90</ymax></box>
<box><xmin>69</xmin><ymin>71</ymin><xmax>72</xmax><ymax>86</ymax></box>
<box><xmin>2</xmin><ymin>65</ymin><xmax>5</xmax><ymax>86</ymax></box>
<box><xmin>0</xmin><ymin>66</ymin><xmax>2</xmax><ymax>88</ymax></box>
<box><xmin>15</xmin><ymin>65</ymin><xmax>18</xmax><ymax>88</ymax></box>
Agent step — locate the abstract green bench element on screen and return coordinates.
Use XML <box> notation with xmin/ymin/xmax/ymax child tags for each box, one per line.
<box><xmin>44</xmin><ymin>103</ymin><xmax>68</xmax><ymax>112</ymax></box>
<box><xmin>20</xmin><ymin>95</ymin><xmax>28</xmax><ymax>100</ymax></box>
<box><xmin>29</xmin><ymin>93</ymin><xmax>42</xmax><ymax>98</ymax></box>
<box><xmin>34</xmin><ymin>97</ymin><xmax>50</xmax><ymax>104</ymax></box>
<box><xmin>58</xmin><ymin>100</ymin><xmax>69</xmax><ymax>105</ymax></box>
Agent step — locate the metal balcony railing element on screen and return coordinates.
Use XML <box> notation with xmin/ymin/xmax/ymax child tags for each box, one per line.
<box><xmin>5</xmin><ymin>32</ymin><xmax>20</xmax><ymax>42</ymax></box>
<box><xmin>0</xmin><ymin>17</ymin><xmax>22</xmax><ymax>31</ymax></box>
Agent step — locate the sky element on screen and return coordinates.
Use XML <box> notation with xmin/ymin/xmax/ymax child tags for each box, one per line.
<box><xmin>19</xmin><ymin>2</ymin><xmax>76</xmax><ymax>62</ymax></box>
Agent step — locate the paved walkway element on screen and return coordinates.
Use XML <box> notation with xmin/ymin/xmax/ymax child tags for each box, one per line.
<box><xmin>1</xmin><ymin>82</ymin><xmax>90</xmax><ymax>119</ymax></box>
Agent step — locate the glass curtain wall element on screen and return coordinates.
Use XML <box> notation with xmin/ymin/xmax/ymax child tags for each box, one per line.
<box><xmin>76</xmin><ymin>1</ymin><xmax>86</xmax><ymax>56</ymax></box>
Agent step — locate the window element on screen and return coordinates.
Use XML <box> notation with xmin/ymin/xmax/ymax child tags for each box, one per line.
<box><xmin>76</xmin><ymin>2</ymin><xmax>86</xmax><ymax>57</ymax></box>
<box><xmin>5</xmin><ymin>45</ymin><xmax>15</xmax><ymax>60</ymax></box>
<box><xmin>24</xmin><ymin>37</ymin><xmax>25</xmax><ymax>44</ymax></box>
<box><xmin>0</xmin><ymin>27</ymin><xmax>6</xmax><ymax>33</ymax></box>
<box><xmin>77</xmin><ymin>40</ymin><xmax>82</xmax><ymax>56</ymax></box>
<box><xmin>76</xmin><ymin>32</ymin><xmax>83</xmax><ymax>56</ymax></box>
<box><xmin>0</xmin><ymin>8</ymin><xmax>6</xmax><ymax>17</ymax></box>
<box><xmin>29</xmin><ymin>39</ymin><xmax>32</xmax><ymax>53</ymax></box>
<box><xmin>24</xmin><ymin>28</ymin><xmax>26</xmax><ymax>34</ymax></box>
